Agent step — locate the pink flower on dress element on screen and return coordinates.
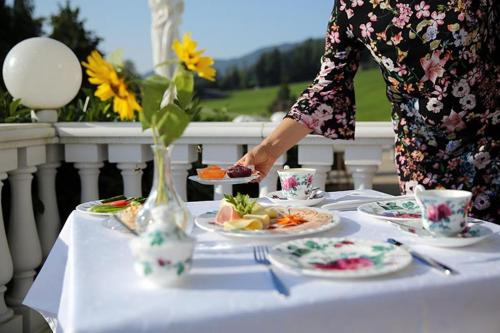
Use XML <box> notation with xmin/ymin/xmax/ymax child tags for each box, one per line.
<box><xmin>441</xmin><ymin>110</ymin><xmax>466</xmax><ymax>132</ymax></box>
<box><xmin>391</xmin><ymin>32</ymin><xmax>403</xmax><ymax>45</ymax></box>
<box><xmin>420</xmin><ymin>50</ymin><xmax>449</xmax><ymax>83</ymax></box>
<box><xmin>282</xmin><ymin>176</ymin><xmax>298</xmax><ymax>191</ymax></box>
<box><xmin>431</xmin><ymin>11</ymin><xmax>445</xmax><ymax>25</ymax></box>
<box><xmin>368</xmin><ymin>12</ymin><xmax>377</xmax><ymax>22</ymax></box>
<box><xmin>314</xmin><ymin>257</ymin><xmax>373</xmax><ymax>270</ymax></box>
<box><xmin>360</xmin><ymin>22</ymin><xmax>374</xmax><ymax>38</ymax></box>
<box><xmin>414</xmin><ymin>1</ymin><xmax>430</xmax><ymax>18</ymax></box>
<box><xmin>351</xmin><ymin>0</ymin><xmax>364</xmax><ymax>7</ymax></box>
<box><xmin>392</xmin><ymin>3</ymin><xmax>413</xmax><ymax>28</ymax></box>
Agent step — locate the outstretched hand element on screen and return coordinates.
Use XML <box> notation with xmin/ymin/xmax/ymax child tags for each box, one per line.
<box><xmin>237</xmin><ymin>144</ymin><xmax>278</xmax><ymax>182</ymax></box>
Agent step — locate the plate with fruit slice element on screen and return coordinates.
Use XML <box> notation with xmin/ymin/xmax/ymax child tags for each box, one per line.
<box><xmin>189</xmin><ymin>165</ymin><xmax>258</xmax><ymax>185</ymax></box>
<box><xmin>76</xmin><ymin>195</ymin><xmax>145</xmax><ymax>217</ymax></box>
<box><xmin>195</xmin><ymin>194</ymin><xmax>341</xmax><ymax>239</ymax></box>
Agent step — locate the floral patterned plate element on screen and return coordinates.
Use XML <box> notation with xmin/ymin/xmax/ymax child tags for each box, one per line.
<box><xmin>392</xmin><ymin>218</ymin><xmax>495</xmax><ymax>248</ymax></box>
<box><xmin>264</xmin><ymin>190</ymin><xmax>326</xmax><ymax>207</ymax></box>
<box><xmin>269</xmin><ymin>237</ymin><xmax>412</xmax><ymax>278</ymax></box>
<box><xmin>188</xmin><ymin>174</ymin><xmax>258</xmax><ymax>186</ymax></box>
<box><xmin>358</xmin><ymin>199</ymin><xmax>421</xmax><ymax>222</ymax></box>
<box><xmin>195</xmin><ymin>207</ymin><xmax>340</xmax><ymax>240</ymax></box>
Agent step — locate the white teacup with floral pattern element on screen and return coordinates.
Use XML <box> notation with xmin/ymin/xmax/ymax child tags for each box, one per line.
<box><xmin>277</xmin><ymin>168</ymin><xmax>316</xmax><ymax>200</ymax></box>
<box><xmin>414</xmin><ymin>186</ymin><xmax>472</xmax><ymax>237</ymax></box>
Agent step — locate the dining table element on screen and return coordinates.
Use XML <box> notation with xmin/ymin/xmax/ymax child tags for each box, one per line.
<box><xmin>24</xmin><ymin>190</ymin><xmax>500</xmax><ymax>333</ymax></box>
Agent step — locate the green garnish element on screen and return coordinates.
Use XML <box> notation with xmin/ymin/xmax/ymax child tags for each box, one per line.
<box><xmin>224</xmin><ymin>193</ymin><xmax>256</xmax><ymax>216</ymax></box>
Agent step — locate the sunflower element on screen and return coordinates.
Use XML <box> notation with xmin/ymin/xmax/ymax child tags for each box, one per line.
<box><xmin>82</xmin><ymin>51</ymin><xmax>142</xmax><ymax>120</ymax></box>
<box><xmin>172</xmin><ymin>33</ymin><xmax>216</xmax><ymax>81</ymax></box>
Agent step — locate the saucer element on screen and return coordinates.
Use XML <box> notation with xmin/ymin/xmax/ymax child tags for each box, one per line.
<box><xmin>392</xmin><ymin>218</ymin><xmax>495</xmax><ymax>248</ymax></box>
<box><xmin>264</xmin><ymin>190</ymin><xmax>326</xmax><ymax>207</ymax></box>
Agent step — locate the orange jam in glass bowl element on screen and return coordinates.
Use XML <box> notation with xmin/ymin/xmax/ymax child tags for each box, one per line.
<box><xmin>197</xmin><ymin>165</ymin><xmax>226</xmax><ymax>179</ymax></box>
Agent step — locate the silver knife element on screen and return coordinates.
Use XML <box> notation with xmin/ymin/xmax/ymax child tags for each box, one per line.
<box><xmin>387</xmin><ymin>238</ymin><xmax>459</xmax><ymax>276</ymax></box>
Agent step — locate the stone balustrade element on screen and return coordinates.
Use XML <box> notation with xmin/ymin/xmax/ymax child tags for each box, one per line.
<box><xmin>0</xmin><ymin>121</ymin><xmax>394</xmax><ymax>332</ymax></box>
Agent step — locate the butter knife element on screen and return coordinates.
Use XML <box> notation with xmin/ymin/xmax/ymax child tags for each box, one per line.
<box><xmin>387</xmin><ymin>238</ymin><xmax>459</xmax><ymax>276</ymax></box>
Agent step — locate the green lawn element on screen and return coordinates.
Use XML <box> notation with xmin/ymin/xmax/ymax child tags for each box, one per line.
<box><xmin>202</xmin><ymin>68</ymin><xmax>392</xmax><ymax>121</ymax></box>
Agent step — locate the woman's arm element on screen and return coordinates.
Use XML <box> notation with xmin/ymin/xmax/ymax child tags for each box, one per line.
<box><xmin>239</xmin><ymin>2</ymin><xmax>362</xmax><ymax>180</ymax></box>
<box><xmin>238</xmin><ymin>118</ymin><xmax>311</xmax><ymax>180</ymax></box>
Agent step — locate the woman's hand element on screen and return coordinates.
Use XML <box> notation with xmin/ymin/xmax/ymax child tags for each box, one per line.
<box><xmin>235</xmin><ymin>118</ymin><xmax>312</xmax><ymax>181</ymax></box>
<box><xmin>237</xmin><ymin>144</ymin><xmax>278</xmax><ymax>181</ymax></box>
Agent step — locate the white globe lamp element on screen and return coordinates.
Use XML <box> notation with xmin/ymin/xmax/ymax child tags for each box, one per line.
<box><xmin>2</xmin><ymin>37</ymin><xmax>82</xmax><ymax>123</ymax></box>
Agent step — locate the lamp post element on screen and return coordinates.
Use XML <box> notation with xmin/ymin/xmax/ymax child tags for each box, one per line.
<box><xmin>2</xmin><ymin>37</ymin><xmax>82</xmax><ymax>123</ymax></box>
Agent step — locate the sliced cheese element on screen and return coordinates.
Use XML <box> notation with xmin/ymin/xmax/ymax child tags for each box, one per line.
<box><xmin>243</xmin><ymin>214</ymin><xmax>270</xmax><ymax>228</ymax></box>
<box><xmin>223</xmin><ymin>218</ymin><xmax>263</xmax><ymax>231</ymax></box>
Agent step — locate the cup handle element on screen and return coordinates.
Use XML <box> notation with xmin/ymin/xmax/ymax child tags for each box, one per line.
<box><xmin>414</xmin><ymin>185</ymin><xmax>425</xmax><ymax>205</ymax></box>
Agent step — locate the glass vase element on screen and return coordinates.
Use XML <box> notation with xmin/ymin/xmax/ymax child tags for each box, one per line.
<box><xmin>135</xmin><ymin>144</ymin><xmax>193</xmax><ymax>234</ymax></box>
<box><xmin>132</xmin><ymin>145</ymin><xmax>194</xmax><ymax>286</ymax></box>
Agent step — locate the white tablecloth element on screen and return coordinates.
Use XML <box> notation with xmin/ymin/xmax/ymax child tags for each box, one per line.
<box><xmin>24</xmin><ymin>190</ymin><xmax>500</xmax><ymax>333</ymax></box>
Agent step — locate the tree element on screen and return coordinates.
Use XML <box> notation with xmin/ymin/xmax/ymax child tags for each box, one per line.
<box><xmin>0</xmin><ymin>0</ymin><xmax>43</xmax><ymax>88</ymax></box>
<box><xmin>49</xmin><ymin>0</ymin><xmax>101</xmax><ymax>62</ymax></box>
<box><xmin>268</xmin><ymin>84</ymin><xmax>296</xmax><ymax>113</ymax></box>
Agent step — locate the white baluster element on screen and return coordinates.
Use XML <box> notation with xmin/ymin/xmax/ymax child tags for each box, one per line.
<box><xmin>170</xmin><ymin>144</ymin><xmax>197</xmax><ymax>201</ymax></box>
<box><xmin>74</xmin><ymin>163</ymin><xmax>104</xmax><ymax>202</ymax></box>
<box><xmin>65</xmin><ymin>144</ymin><xmax>107</xmax><ymax>202</ymax></box>
<box><xmin>6</xmin><ymin>167</ymin><xmax>42</xmax><ymax>307</ymax></box>
<box><xmin>36</xmin><ymin>144</ymin><xmax>63</xmax><ymax>259</ymax></box>
<box><xmin>344</xmin><ymin>145</ymin><xmax>382</xmax><ymax>190</ymax></box>
<box><xmin>109</xmin><ymin>144</ymin><xmax>152</xmax><ymax>198</ymax></box>
<box><xmin>116</xmin><ymin>163</ymin><xmax>147</xmax><ymax>197</ymax></box>
<box><xmin>0</xmin><ymin>150</ymin><xmax>23</xmax><ymax>332</ymax></box>
<box><xmin>202</xmin><ymin>144</ymin><xmax>243</xmax><ymax>200</ymax></box>
<box><xmin>0</xmin><ymin>173</ymin><xmax>13</xmax><ymax>326</ymax></box>
<box><xmin>298</xmin><ymin>143</ymin><xmax>334</xmax><ymax>191</ymax></box>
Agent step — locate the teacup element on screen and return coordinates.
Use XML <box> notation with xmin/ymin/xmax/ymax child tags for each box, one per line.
<box><xmin>414</xmin><ymin>186</ymin><xmax>472</xmax><ymax>237</ymax></box>
<box><xmin>277</xmin><ymin>168</ymin><xmax>316</xmax><ymax>200</ymax></box>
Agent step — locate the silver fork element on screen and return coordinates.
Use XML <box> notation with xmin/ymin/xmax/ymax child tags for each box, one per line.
<box><xmin>253</xmin><ymin>246</ymin><xmax>290</xmax><ymax>297</ymax></box>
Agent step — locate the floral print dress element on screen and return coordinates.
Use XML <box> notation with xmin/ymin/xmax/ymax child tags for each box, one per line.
<box><xmin>286</xmin><ymin>0</ymin><xmax>499</xmax><ymax>222</ymax></box>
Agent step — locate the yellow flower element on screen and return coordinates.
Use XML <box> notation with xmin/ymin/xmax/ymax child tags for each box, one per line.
<box><xmin>172</xmin><ymin>33</ymin><xmax>216</xmax><ymax>81</ymax></box>
<box><xmin>82</xmin><ymin>51</ymin><xmax>142</xmax><ymax>120</ymax></box>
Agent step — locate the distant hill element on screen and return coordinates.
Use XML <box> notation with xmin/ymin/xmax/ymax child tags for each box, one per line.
<box><xmin>214</xmin><ymin>41</ymin><xmax>311</xmax><ymax>75</ymax></box>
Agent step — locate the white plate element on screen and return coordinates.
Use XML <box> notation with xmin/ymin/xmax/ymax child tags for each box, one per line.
<box><xmin>264</xmin><ymin>190</ymin><xmax>326</xmax><ymax>207</ymax></box>
<box><xmin>358</xmin><ymin>199</ymin><xmax>421</xmax><ymax>222</ymax></box>
<box><xmin>194</xmin><ymin>207</ymin><xmax>341</xmax><ymax>240</ymax></box>
<box><xmin>269</xmin><ymin>237</ymin><xmax>412</xmax><ymax>278</ymax></box>
<box><xmin>76</xmin><ymin>200</ymin><xmax>112</xmax><ymax>217</ymax></box>
<box><xmin>393</xmin><ymin>218</ymin><xmax>495</xmax><ymax>248</ymax></box>
<box><xmin>188</xmin><ymin>174</ymin><xmax>258</xmax><ymax>185</ymax></box>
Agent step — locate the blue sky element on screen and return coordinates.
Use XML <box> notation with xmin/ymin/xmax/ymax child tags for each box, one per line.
<box><xmin>32</xmin><ymin>0</ymin><xmax>334</xmax><ymax>73</ymax></box>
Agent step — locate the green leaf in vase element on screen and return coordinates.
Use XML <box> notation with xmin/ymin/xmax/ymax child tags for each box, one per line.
<box><xmin>156</xmin><ymin>104</ymin><xmax>191</xmax><ymax>147</ymax></box>
<box><xmin>141</xmin><ymin>75</ymin><xmax>170</xmax><ymax>130</ymax></box>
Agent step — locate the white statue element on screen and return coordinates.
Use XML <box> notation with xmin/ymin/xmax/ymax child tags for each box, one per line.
<box><xmin>149</xmin><ymin>0</ymin><xmax>184</xmax><ymax>79</ymax></box>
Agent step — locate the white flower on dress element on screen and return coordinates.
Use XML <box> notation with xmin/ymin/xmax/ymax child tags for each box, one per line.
<box><xmin>460</xmin><ymin>94</ymin><xmax>476</xmax><ymax>110</ymax></box>
<box><xmin>473</xmin><ymin>151</ymin><xmax>490</xmax><ymax>169</ymax></box>
<box><xmin>473</xmin><ymin>193</ymin><xmax>490</xmax><ymax>210</ymax></box>
<box><xmin>381</xmin><ymin>57</ymin><xmax>395</xmax><ymax>71</ymax></box>
<box><xmin>452</xmin><ymin>79</ymin><xmax>470</xmax><ymax>97</ymax></box>
<box><xmin>426</xmin><ymin>98</ymin><xmax>443</xmax><ymax>113</ymax></box>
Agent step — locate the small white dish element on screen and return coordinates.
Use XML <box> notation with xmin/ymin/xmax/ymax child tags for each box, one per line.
<box><xmin>264</xmin><ymin>190</ymin><xmax>326</xmax><ymax>207</ymax></box>
<box><xmin>76</xmin><ymin>200</ymin><xmax>111</xmax><ymax>217</ymax></box>
<box><xmin>393</xmin><ymin>218</ymin><xmax>495</xmax><ymax>248</ymax></box>
<box><xmin>188</xmin><ymin>174</ymin><xmax>258</xmax><ymax>186</ymax></box>
<box><xmin>269</xmin><ymin>237</ymin><xmax>412</xmax><ymax>278</ymax></box>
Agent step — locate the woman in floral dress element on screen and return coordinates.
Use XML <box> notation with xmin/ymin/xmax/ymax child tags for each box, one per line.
<box><xmin>239</xmin><ymin>0</ymin><xmax>499</xmax><ymax>222</ymax></box>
